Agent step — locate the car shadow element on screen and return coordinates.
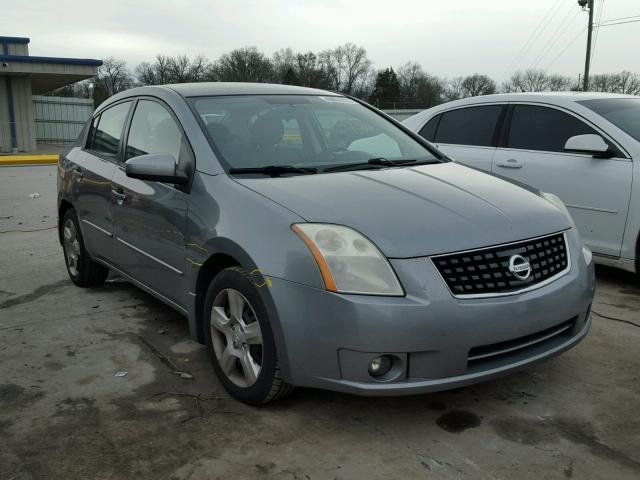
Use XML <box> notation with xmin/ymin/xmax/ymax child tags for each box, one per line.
<box><xmin>595</xmin><ymin>264</ymin><xmax>639</xmax><ymax>292</ymax></box>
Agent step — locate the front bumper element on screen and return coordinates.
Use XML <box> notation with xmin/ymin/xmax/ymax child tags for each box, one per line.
<box><xmin>269</xmin><ymin>229</ymin><xmax>595</xmax><ymax>395</ymax></box>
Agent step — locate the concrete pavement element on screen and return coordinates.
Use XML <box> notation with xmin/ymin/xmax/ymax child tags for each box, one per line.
<box><xmin>1</xmin><ymin>165</ymin><xmax>639</xmax><ymax>479</ymax></box>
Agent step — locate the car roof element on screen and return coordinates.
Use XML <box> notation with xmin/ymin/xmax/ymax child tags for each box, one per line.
<box><xmin>402</xmin><ymin>91</ymin><xmax>639</xmax><ymax>129</ymax></box>
<box><xmin>431</xmin><ymin>91</ymin><xmax>637</xmax><ymax>108</ymax></box>
<box><xmin>163</xmin><ymin>82</ymin><xmax>337</xmax><ymax>97</ymax></box>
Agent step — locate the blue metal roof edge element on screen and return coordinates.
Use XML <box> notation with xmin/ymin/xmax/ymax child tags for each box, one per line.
<box><xmin>0</xmin><ymin>36</ymin><xmax>30</xmax><ymax>44</ymax></box>
<box><xmin>0</xmin><ymin>54</ymin><xmax>102</xmax><ymax>66</ymax></box>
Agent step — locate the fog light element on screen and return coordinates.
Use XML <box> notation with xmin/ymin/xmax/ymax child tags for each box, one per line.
<box><xmin>368</xmin><ymin>355</ymin><xmax>393</xmax><ymax>378</ymax></box>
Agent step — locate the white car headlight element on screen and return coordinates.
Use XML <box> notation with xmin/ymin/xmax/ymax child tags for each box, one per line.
<box><xmin>582</xmin><ymin>245</ymin><xmax>593</xmax><ymax>265</ymax></box>
<box><xmin>292</xmin><ymin>223</ymin><xmax>404</xmax><ymax>296</ymax></box>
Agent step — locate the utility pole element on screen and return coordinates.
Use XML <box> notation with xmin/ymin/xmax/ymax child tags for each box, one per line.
<box><xmin>579</xmin><ymin>0</ymin><xmax>595</xmax><ymax>91</ymax></box>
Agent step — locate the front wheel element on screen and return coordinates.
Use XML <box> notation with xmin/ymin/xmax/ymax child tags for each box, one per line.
<box><xmin>61</xmin><ymin>208</ymin><xmax>109</xmax><ymax>287</ymax></box>
<box><xmin>203</xmin><ymin>267</ymin><xmax>294</xmax><ymax>405</ymax></box>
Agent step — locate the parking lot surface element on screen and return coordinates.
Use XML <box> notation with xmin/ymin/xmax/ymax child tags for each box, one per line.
<box><xmin>1</xmin><ymin>165</ymin><xmax>639</xmax><ymax>479</ymax></box>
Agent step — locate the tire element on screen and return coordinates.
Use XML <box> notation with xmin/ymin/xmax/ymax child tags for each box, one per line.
<box><xmin>203</xmin><ymin>266</ymin><xmax>295</xmax><ymax>405</ymax></box>
<box><xmin>61</xmin><ymin>208</ymin><xmax>109</xmax><ymax>287</ymax></box>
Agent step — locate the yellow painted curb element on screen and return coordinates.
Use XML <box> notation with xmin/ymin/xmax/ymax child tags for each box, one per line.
<box><xmin>0</xmin><ymin>154</ymin><xmax>59</xmax><ymax>166</ymax></box>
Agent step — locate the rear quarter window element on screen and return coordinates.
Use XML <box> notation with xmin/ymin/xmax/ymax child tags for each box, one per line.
<box><xmin>418</xmin><ymin>114</ymin><xmax>440</xmax><ymax>142</ymax></box>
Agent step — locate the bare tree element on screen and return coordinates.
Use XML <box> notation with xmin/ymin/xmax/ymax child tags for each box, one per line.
<box><xmin>590</xmin><ymin>73</ymin><xmax>620</xmax><ymax>93</ymax></box>
<box><xmin>136</xmin><ymin>55</ymin><xmax>211</xmax><ymax>85</ymax></box>
<box><xmin>212</xmin><ymin>47</ymin><xmax>273</xmax><ymax>83</ymax></box>
<box><xmin>169</xmin><ymin>55</ymin><xmax>210</xmax><ymax>82</ymax></box>
<box><xmin>340</xmin><ymin>43</ymin><xmax>372</xmax><ymax>95</ymax></box>
<box><xmin>502</xmin><ymin>69</ymin><xmax>553</xmax><ymax>92</ymax></box>
<box><xmin>118</xmin><ymin>45</ymin><xmax>640</xmax><ymax>107</ymax></box>
<box><xmin>414</xmin><ymin>75</ymin><xmax>445</xmax><ymax>107</ymax></box>
<box><xmin>397</xmin><ymin>62</ymin><xmax>444</xmax><ymax>107</ymax></box>
<box><xmin>295</xmin><ymin>52</ymin><xmax>332</xmax><ymax>89</ymax></box>
<box><xmin>546</xmin><ymin>74</ymin><xmax>571</xmax><ymax>91</ymax></box>
<box><xmin>319</xmin><ymin>43</ymin><xmax>372</xmax><ymax>94</ymax></box>
<box><xmin>352</xmin><ymin>69</ymin><xmax>376</xmax><ymax>100</ymax></box>
<box><xmin>615</xmin><ymin>71</ymin><xmax>640</xmax><ymax>95</ymax></box>
<box><xmin>136</xmin><ymin>55</ymin><xmax>173</xmax><ymax>85</ymax></box>
<box><xmin>272</xmin><ymin>48</ymin><xmax>297</xmax><ymax>84</ymax></box>
<box><xmin>397</xmin><ymin>62</ymin><xmax>424</xmax><ymax>101</ymax></box>
<box><xmin>187</xmin><ymin>55</ymin><xmax>210</xmax><ymax>82</ymax></box>
<box><xmin>167</xmin><ymin>55</ymin><xmax>193</xmax><ymax>83</ymax></box>
<box><xmin>97</xmin><ymin>57</ymin><xmax>134</xmax><ymax>96</ymax></box>
<box><xmin>590</xmin><ymin>71</ymin><xmax>640</xmax><ymax>94</ymax></box>
<box><xmin>444</xmin><ymin>77</ymin><xmax>465</xmax><ymax>101</ymax></box>
<box><xmin>461</xmin><ymin>73</ymin><xmax>496</xmax><ymax>97</ymax></box>
<box><xmin>318</xmin><ymin>49</ymin><xmax>340</xmax><ymax>91</ymax></box>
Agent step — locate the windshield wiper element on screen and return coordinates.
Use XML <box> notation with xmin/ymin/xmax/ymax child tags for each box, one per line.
<box><xmin>229</xmin><ymin>165</ymin><xmax>317</xmax><ymax>176</ymax></box>
<box><xmin>324</xmin><ymin>157</ymin><xmax>434</xmax><ymax>173</ymax></box>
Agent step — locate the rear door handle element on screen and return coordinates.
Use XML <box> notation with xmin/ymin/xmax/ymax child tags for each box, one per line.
<box><xmin>496</xmin><ymin>159</ymin><xmax>523</xmax><ymax>169</ymax></box>
<box><xmin>111</xmin><ymin>188</ymin><xmax>126</xmax><ymax>205</ymax></box>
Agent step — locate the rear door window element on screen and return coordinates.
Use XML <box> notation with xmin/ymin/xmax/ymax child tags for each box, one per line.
<box><xmin>434</xmin><ymin>105</ymin><xmax>502</xmax><ymax>147</ymax></box>
<box><xmin>89</xmin><ymin>101</ymin><xmax>132</xmax><ymax>158</ymax></box>
<box><xmin>507</xmin><ymin>105</ymin><xmax>596</xmax><ymax>152</ymax></box>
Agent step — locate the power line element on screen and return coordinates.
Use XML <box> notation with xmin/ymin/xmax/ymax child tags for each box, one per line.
<box><xmin>502</xmin><ymin>0</ymin><xmax>563</xmax><ymax>79</ymax></box>
<box><xmin>544</xmin><ymin>27</ymin><xmax>587</xmax><ymax>71</ymax></box>
<box><xmin>504</xmin><ymin>0</ymin><xmax>563</xmax><ymax>74</ymax></box>
<box><xmin>590</xmin><ymin>0</ymin><xmax>605</xmax><ymax>63</ymax></box>
<box><xmin>595</xmin><ymin>18</ymin><xmax>640</xmax><ymax>27</ymax></box>
<box><xmin>599</xmin><ymin>14</ymin><xmax>640</xmax><ymax>23</ymax></box>
<box><xmin>530</xmin><ymin>2</ymin><xmax>578</xmax><ymax>69</ymax></box>
<box><xmin>531</xmin><ymin>5</ymin><xmax>581</xmax><ymax>69</ymax></box>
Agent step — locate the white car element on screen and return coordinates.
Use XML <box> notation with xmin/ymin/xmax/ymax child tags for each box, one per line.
<box><xmin>403</xmin><ymin>92</ymin><xmax>640</xmax><ymax>274</ymax></box>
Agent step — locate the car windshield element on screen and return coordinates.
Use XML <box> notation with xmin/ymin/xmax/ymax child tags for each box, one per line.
<box><xmin>579</xmin><ymin>98</ymin><xmax>640</xmax><ymax>142</ymax></box>
<box><xmin>190</xmin><ymin>95</ymin><xmax>441</xmax><ymax>174</ymax></box>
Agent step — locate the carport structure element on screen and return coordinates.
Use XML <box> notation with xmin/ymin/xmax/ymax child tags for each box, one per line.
<box><xmin>0</xmin><ymin>36</ymin><xmax>102</xmax><ymax>153</ymax></box>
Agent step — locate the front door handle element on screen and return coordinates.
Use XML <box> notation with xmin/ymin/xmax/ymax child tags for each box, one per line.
<box><xmin>496</xmin><ymin>159</ymin><xmax>523</xmax><ymax>169</ymax></box>
<box><xmin>111</xmin><ymin>188</ymin><xmax>126</xmax><ymax>205</ymax></box>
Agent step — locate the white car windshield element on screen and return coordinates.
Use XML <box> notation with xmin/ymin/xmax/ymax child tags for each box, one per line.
<box><xmin>190</xmin><ymin>95</ymin><xmax>440</xmax><ymax>173</ymax></box>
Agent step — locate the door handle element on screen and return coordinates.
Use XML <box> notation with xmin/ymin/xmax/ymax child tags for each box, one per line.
<box><xmin>111</xmin><ymin>188</ymin><xmax>126</xmax><ymax>205</ymax></box>
<box><xmin>496</xmin><ymin>159</ymin><xmax>523</xmax><ymax>169</ymax></box>
<box><xmin>71</xmin><ymin>167</ymin><xmax>84</xmax><ymax>179</ymax></box>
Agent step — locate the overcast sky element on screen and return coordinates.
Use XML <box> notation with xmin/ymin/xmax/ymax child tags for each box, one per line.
<box><xmin>5</xmin><ymin>0</ymin><xmax>639</xmax><ymax>81</ymax></box>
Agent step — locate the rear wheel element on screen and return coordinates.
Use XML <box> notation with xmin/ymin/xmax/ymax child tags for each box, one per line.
<box><xmin>204</xmin><ymin>267</ymin><xmax>294</xmax><ymax>404</ymax></box>
<box><xmin>61</xmin><ymin>208</ymin><xmax>109</xmax><ymax>287</ymax></box>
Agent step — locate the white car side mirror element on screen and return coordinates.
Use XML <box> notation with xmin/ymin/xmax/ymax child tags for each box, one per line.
<box><xmin>564</xmin><ymin>134</ymin><xmax>613</xmax><ymax>158</ymax></box>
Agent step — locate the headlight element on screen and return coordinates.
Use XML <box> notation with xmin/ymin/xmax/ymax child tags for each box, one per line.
<box><xmin>582</xmin><ymin>245</ymin><xmax>593</xmax><ymax>265</ymax></box>
<box><xmin>292</xmin><ymin>223</ymin><xmax>404</xmax><ymax>296</ymax></box>
<box><xmin>540</xmin><ymin>192</ymin><xmax>574</xmax><ymax>225</ymax></box>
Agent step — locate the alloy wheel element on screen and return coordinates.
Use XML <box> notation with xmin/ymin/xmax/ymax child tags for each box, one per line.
<box><xmin>63</xmin><ymin>218</ymin><xmax>81</xmax><ymax>277</ymax></box>
<box><xmin>210</xmin><ymin>288</ymin><xmax>263</xmax><ymax>387</ymax></box>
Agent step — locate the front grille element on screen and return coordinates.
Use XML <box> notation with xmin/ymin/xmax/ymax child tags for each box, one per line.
<box><xmin>432</xmin><ymin>232</ymin><xmax>569</xmax><ymax>297</ymax></box>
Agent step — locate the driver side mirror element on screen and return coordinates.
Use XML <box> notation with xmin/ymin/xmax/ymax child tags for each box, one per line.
<box><xmin>564</xmin><ymin>134</ymin><xmax>614</xmax><ymax>158</ymax></box>
<box><xmin>125</xmin><ymin>153</ymin><xmax>188</xmax><ymax>185</ymax></box>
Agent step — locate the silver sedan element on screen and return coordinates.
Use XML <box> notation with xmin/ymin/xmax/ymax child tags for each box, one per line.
<box><xmin>58</xmin><ymin>83</ymin><xmax>595</xmax><ymax>404</ymax></box>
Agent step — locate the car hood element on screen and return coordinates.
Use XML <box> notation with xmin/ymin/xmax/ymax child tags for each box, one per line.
<box><xmin>234</xmin><ymin>162</ymin><xmax>572</xmax><ymax>258</ymax></box>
